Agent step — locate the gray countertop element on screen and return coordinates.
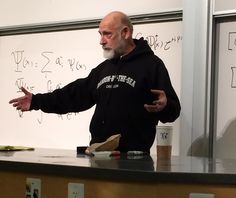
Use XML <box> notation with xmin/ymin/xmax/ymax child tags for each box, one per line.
<box><xmin>0</xmin><ymin>148</ymin><xmax>235</xmax><ymax>184</ymax></box>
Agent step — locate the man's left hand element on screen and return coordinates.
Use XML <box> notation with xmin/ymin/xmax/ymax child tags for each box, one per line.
<box><xmin>144</xmin><ymin>89</ymin><xmax>167</xmax><ymax>112</ymax></box>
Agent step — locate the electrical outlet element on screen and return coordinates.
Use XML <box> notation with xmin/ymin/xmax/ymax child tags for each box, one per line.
<box><xmin>68</xmin><ymin>183</ymin><xmax>84</xmax><ymax>198</ymax></box>
<box><xmin>26</xmin><ymin>178</ymin><xmax>41</xmax><ymax>198</ymax></box>
<box><xmin>189</xmin><ymin>193</ymin><xmax>215</xmax><ymax>198</ymax></box>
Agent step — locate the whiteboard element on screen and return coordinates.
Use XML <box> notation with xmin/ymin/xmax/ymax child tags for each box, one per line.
<box><xmin>0</xmin><ymin>20</ymin><xmax>182</xmax><ymax>153</ymax></box>
<box><xmin>214</xmin><ymin>19</ymin><xmax>236</xmax><ymax>158</ymax></box>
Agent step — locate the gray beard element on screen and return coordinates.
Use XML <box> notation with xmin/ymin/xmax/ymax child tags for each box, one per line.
<box><xmin>103</xmin><ymin>49</ymin><xmax>115</xmax><ymax>59</ymax></box>
<box><xmin>103</xmin><ymin>39</ymin><xmax>126</xmax><ymax>59</ymax></box>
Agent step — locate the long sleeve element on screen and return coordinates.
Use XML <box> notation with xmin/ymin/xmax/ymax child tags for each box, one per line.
<box><xmin>153</xmin><ymin>58</ymin><xmax>181</xmax><ymax>123</ymax></box>
<box><xmin>159</xmin><ymin>94</ymin><xmax>181</xmax><ymax>123</ymax></box>
<box><xmin>30</xmin><ymin>71</ymin><xmax>97</xmax><ymax>114</ymax></box>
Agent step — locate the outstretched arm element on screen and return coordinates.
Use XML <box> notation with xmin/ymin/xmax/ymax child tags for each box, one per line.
<box><xmin>9</xmin><ymin>87</ymin><xmax>32</xmax><ymax>112</ymax></box>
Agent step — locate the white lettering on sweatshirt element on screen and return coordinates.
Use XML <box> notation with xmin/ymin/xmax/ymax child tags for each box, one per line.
<box><xmin>97</xmin><ymin>75</ymin><xmax>136</xmax><ymax>89</ymax></box>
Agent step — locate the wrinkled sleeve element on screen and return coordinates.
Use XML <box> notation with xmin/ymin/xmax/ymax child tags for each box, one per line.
<box><xmin>154</xmin><ymin>59</ymin><xmax>181</xmax><ymax>123</ymax></box>
<box><xmin>30</xmin><ymin>70</ymin><xmax>97</xmax><ymax>114</ymax></box>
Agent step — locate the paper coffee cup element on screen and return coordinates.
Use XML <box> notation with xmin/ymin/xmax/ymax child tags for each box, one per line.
<box><xmin>156</xmin><ymin>126</ymin><xmax>173</xmax><ymax>159</ymax></box>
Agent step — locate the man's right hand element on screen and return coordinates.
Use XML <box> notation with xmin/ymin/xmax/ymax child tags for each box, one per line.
<box><xmin>9</xmin><ymin>87</ymin><xmax>32</xmax><ymax>112</ymax></box>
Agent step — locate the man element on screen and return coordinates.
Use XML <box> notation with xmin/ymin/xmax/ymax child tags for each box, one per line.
<box><xmin>9</xmin><ymin>11</ymin><xmax>181</xmax><ymax>153</ymax></box>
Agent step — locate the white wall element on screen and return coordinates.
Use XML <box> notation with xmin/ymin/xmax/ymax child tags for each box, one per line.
<box><xmin>0</xmin><ymin>0</ymin><xmax>182</xmax><ymax>27</ymax></box>
<box><xmin>214</xmin><ymin>0</ymin><xmax>236</xmax><ymax>14</ymax></box>
<box><xmin>180</xmin><ymin>0</ymin><xmax>211</xmax><ymax>156</ymax></box>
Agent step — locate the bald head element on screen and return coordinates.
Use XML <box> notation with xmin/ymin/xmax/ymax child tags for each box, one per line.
<box><xmin>100</xmin><ymin>11</ymin><xmax>133</xmax><ymax>34</ymax></box>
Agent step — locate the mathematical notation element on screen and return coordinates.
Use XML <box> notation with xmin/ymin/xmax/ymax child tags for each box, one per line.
<box><xmin>135</xmin><ymin>32</ymin><xmax>182</xmax><ymax>51</ymax></box>
<box><xmin>11</xmin><ymin>50</ymin><xmax>87</xmax><ymax>123</ymax></box>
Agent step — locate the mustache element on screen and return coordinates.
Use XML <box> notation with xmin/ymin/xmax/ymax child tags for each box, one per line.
<box><xmin>102</xmin><ymin>46</ymin><xmax>112</xmax><ymax>50</ymax></box>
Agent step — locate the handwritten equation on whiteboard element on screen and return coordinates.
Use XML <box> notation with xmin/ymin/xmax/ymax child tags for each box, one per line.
<box><xmin>12</xmin><ymin>50</ymin><xmax>87</xmax><ymax>91</ymax></box>
<box><xmin>228</xmin><ymin>32</ymin><xmax>236</xmax><ymax>88</ymax></box>
<box><xmin>11</xmin><ymin>50</ymin><xmax>86</xmax><ymax>123</ymax></box>
<box><xmin>135</xmin><ymin>32</ymin><xmax>182</xmax><ymax>51</ymax></box>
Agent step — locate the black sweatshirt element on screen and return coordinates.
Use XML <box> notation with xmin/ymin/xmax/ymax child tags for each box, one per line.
<box><xmin>30</xmin><ymin>38</ymin><xmax>181</xmax><ymax>152</ymax></box>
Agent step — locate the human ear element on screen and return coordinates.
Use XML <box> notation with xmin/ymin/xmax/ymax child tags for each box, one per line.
<box><xmin>121</xmin><ymin>26</ymin><xmax>130</xmax><ymax>39</ymax></box>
